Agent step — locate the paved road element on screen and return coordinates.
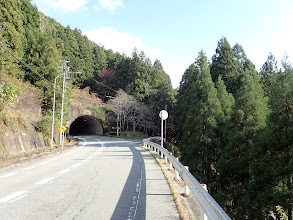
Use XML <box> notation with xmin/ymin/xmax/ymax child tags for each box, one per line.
<box><xmin>0</xmin><ymin>136</ymin><xmax>179</xmax><ymax>220</ymax></box>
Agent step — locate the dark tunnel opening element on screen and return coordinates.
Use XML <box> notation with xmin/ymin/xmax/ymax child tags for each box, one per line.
<box><xmin>69</xmin><ymin>115</ymin><xmax>104</xmax><ymax>136</ymax></box>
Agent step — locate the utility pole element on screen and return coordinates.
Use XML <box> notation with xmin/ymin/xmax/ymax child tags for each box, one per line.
<box><xmin>50</xmin><ymin>73</ymin><xmax>63</xmax><ymax>148</ymax></box>
<box><xmin>59</xmin><ymin>60</ymin><xmax>70</xmax><ymax>145</ymax></box>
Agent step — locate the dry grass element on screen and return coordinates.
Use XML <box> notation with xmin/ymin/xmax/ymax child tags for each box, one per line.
<box><xmin>146</xmin><ymin>148</ymin><xmax>201</xmax><ymax>220</ymax></box>
<box><xmin>1</xmin><ymin>73</ymin><xmax>42</xmax><ymax>123</ymax></box>
<box><xmin>70</xmin><ymin>87</ymin><xmax>102</xmax><ymax>109</ymax></box>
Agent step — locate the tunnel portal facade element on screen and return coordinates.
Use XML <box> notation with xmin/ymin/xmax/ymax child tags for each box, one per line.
<box><xmin>69</xmin><ymin>115</ymin><xmax>104</xmax><ymax>136</ymax></box>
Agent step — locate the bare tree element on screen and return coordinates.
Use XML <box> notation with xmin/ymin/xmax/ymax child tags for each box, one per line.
<box><xmin>107</xmin><ymin>89</ymin><xmax>157</xmax><ymax>134</ymax></box>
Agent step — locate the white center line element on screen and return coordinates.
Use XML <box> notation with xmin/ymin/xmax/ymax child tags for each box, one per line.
<box><xmin>50</xmin><ymin>157</ymin><xmax>58</xmax><ymax>161</ymax></box>
<box><xmin>35</xmin><ymin>177</ymin><xmax>55</xmax><ymax>185</ymax></box>
<box><xmin>58</xmin><ymin>169</ymin><xmax>71</xmax><ymax>174</ymax></box>
<box><xmin>72</xmin><ymin>163</ymin><xmax>81</xmax><ymax>168</ymax></box>
<box><xmin>23</xmin><ymin>166</ymin><xmax>37</xmax><ymax>171</ymax></box>
<box><xmin>0</xmin><ymin>172</ymin><xmax>18</xmax><ymax>178</ymax></box>
<box><xmin>39</xmin><ymin>161</ymin><xmax>49</xmax><ymax>165</ymax></box>
<box><xmin>0</xmin><ymin>191</ymin><xmax>28</xmax><ymax>203</ymax></box>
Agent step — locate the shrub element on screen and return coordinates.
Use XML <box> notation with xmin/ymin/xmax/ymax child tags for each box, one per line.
<box><xmin>0</xmin><ymin>82</ymin><xmax>22</xmax><ymax>106</ymax></box>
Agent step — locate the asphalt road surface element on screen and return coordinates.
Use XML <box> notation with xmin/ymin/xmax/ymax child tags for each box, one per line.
<box><xmin>0</xmin><ymin>136</ymin><xmax>179</xmax><ymax>220</ymax></box>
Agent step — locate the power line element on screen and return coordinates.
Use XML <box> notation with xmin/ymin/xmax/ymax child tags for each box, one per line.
<box><xmin>94</xmin><ymin>80</ymin><xmax>117</xmax><ymax>93</ymax></box>
<box><xmin>0</xmin><ymin>42</ymin><xmax>53</xmax><ymax>86</ymax></box>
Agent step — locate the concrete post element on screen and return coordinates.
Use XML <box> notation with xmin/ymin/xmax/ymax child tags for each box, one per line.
<box><xmin>184</xmin><ymin>166</ymin><xmax>190</xmax><ymax>196</ymax></box>
<box><xmin>168</xmin><ymin>153</ymin><xmax>173</xmax><ymax>170</ymax></box>
<box><xmin>175</xmin><ymin>158</ymin><xmax>180</xmax><ymax>180</ymax></box>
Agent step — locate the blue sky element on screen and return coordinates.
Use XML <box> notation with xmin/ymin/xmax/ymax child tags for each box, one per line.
<box><xmin>32</xmin><ymin>0</ymin><xmax>293</xmax><ymax>88</ymax></box>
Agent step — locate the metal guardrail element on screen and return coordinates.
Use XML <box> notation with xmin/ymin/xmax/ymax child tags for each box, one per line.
<box><xmin>143</xmin><ymin>137</ymin><xmax>231</xmax><ymax>220</ymax></box>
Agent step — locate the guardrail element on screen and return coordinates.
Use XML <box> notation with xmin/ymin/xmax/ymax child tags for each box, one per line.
<box><xmin>143</xmin><ymin>137</ymin><xmax>231</xmax><ymax>220</ymax></box>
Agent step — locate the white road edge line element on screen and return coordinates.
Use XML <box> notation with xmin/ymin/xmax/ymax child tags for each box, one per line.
<box><xmin>35</xmin><ymin>177</ymin><xmax>55</xmax><ymax>185</ymax></box>
<box><xmin>126</xmin><ymin>153</ymin><xmax>143</xmax><ymax>220</ymax></box>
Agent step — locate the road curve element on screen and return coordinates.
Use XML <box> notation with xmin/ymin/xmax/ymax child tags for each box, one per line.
<box><xmin>0</xmin><ymin>136</ymin><xmax>179</xmax><ymax>219</ymax></box>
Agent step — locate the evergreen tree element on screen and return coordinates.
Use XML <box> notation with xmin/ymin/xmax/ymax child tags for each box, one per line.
<box><xmin>175</xmin><ymin>63</ymin><xmax>197</xmax><ymax>145</ymax></box>
<box><xmin>92</xmin><ymin>44</ymin><xmax>107</xmax><ymax>73</ymax></box>
<box><xmin>233</xmin><ymin>43</ymin><xmax>255</xmax><ymax>73</ymax></box>
<box><xmin>260</xmin><ymin>52</ymin><xmax>279</xmax><ymax>96</ymax></box>
<box><xmin>0</xmin><ymin>0</ymin><xmax>25</xmax><ymax>77</ymax></box>
<box><xmin>63</xmin><ymin>26</ymin><xmax>80</xmax><ymax>74</ymax></box>
<box><xmin>73</xmin><ymin>28</ymin><xmax>94</xmax><ymax>87</ymax></box>
<box><xmin>264</xmin><ymin>70</ymin><xmax>293</xmax><ymax>219</ymax></box>
<box><xmin>211</xmin><ymin>37</ymin><xmax>238</xmax><ymax>94</ymax></box>
<box><xmin>180</xmin><ymin>51</ymin><xmax>223</xmax><ymax>192</ymax></box>
<box><xmin>217</xmin><ymin>69</ymin><xmax>269</xmax><ymax>218</ymax></box>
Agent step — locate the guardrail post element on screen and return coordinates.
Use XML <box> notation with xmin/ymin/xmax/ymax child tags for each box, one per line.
<box><xmin>200</xmin><ymin>184</ymin><xmax>210</xmax><ymax>220</ymax></box>
<box><xmin>168</xmin><ymin>153</ymin><xmax>173</xmax><ymax>170</ymax></box>
<box><xmin>161</xmin><ymin>152</ymin><xmax>164</xmax><ymax>159</ymax></box>
<box><xmin>184</xmin><ymin>166</ymin><xmax>190</xmax><ymax>197</ymax></box>
<box><xmin>200</xmin><ymin>206</ymin><xmax>210</xmax><ymax>220</ymax></box>
<box><xmin>143</xmin><ymin>137</ymin><xmax>231</xmax><ymax>219</ymax></box>
<box><xmin>164</xmin><ymin>154</ymin><xmax>168</xmax><ymax>164</ymax></box>
<box><xmin>175</xmin><ymin>158</ymin><xmax>180</xmax><ymax>180</ymax></box>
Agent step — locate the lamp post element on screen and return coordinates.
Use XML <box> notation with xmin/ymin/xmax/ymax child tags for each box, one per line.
<box><xmin>50</xmin><ymin>63</ymin><xmax>81</xmax><ymax>148</ymax></box>
<box><xmin>159</xmin><ymin>110</ymin><xmax>168</xmax><ymax>149</ymax></box>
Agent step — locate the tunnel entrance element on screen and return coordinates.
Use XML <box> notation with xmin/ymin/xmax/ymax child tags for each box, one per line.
<box><xmin>69</xmin><ymin>115</ymin><xmax>104</xmax><ymax>136</ymax></box>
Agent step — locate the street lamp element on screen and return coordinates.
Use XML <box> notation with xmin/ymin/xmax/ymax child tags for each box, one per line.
<box><xmin>159</xmin><ymin>110</ymin><xmax>168</xmax><ymax>149</ymax></box>
<box><xmin>50</xmin><ymin>70</ymin><xmax>81</xmax><ymax>148</ymax></box>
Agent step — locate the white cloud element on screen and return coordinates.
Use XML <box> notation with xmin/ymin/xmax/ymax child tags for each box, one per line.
<box><xmin>84</xmin><ymin>27</ymin><xmax>163</xmax><ymax>58</ymax></box>
<box><xmin>32</xmin><ymin>0</ymin><xmax>87</xmax><ymax>13</ymax></box>
<box><xmin>99</xmin><ymin>0</ymin><xmax>123</xmax><ymax>11</ymax></box>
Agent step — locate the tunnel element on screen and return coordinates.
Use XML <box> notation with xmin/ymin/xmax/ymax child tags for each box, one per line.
<box><xmin>69</xmin><ymin>115</ymin><xmax>104</xmax><ymax>136</ymax></box>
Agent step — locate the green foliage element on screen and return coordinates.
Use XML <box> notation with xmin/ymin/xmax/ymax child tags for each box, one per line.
<box><xmin>0</xmin><ymin>82</ymin><xmax>22</xmax><ymax>106</ymax></box>
<box><xmin>260</xmin><ymin>52</ymin><xmax>279</xmax><ymax>96</ymax></box>
<box><xmin>38</xmin><ymin>114</ymin><xmax>59</xmax><ymax>144</ymax></box>
<box><xmin>118</xmin><ymin>131</ymin><xmax>148</xmax><ymax>139</ymax></box>
<box><xmin>217</xmin><ymin>69</ymin><xmax>269</xmax><ymax>218</ymax></box>
<box><xmin>177</xmin><ymin>51</ymin><xmax>224</xmax><ymax>192</ymax></box>
<box><xmin>0</xmin><ymin>110</ymin><xmax>18</xmax><ymax>126</ymax></box>
<box><xmin>211</xmin><ymin>37</ymin><xmax>239</xmax><ymax>94</ymax></box>
<box><xmin>176</xmin><ymin>37</ymin><xmax>293</xmax><ymax>219</ymax></box>
<box><xmin>270</xmin><ymin>206</ymin><xmax>289</xmax><ymax>220</ymax></box>
<box><xmin>0</xmin><ymin>0</ymin><xmax>25</xmax><ymax>77</ymax></box>
<box><xmin>91</xmin><ymin>106</ymin><xmax>107</xmax><ymax>122</ymax></box>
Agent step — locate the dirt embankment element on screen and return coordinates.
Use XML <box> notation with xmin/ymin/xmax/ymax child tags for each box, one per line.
<box><xmin>0</xmin><ymin>75</ymin><xmax>46</xmax><ymax>161</ymax></box>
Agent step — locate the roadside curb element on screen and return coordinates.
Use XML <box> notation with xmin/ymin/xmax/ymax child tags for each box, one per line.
<box><xmin>0</xmin><ymin>140</ymin><xmax>79</xmax><ymax>172</ymax></box>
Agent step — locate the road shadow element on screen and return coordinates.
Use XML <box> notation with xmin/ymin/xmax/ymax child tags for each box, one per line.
<box><xmin>110</xmin><ymin>145</ymin><xmax>146</xmax><ymax>220</ymax></box>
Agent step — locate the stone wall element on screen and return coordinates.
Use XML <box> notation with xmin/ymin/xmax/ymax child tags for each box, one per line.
<box><xmin>0</xmin><ymin>124</ymin><xmax>46</xmax><ymax>158</ymax></box>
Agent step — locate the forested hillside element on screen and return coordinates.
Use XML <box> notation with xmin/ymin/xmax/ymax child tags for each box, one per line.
<box><xmin>176</xmin><ymin>37</ymin><xmax>293</xmax><ymax>219</ymax></box>
<box><xmin>0</xmin><ymin>0</ymin><xmax>175</xmax><ymax>138</ymax></box>
<box><xmin>1</xmin><ymin>0</ymin><xmax>292</xmax><ymax>219</ymax></box>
